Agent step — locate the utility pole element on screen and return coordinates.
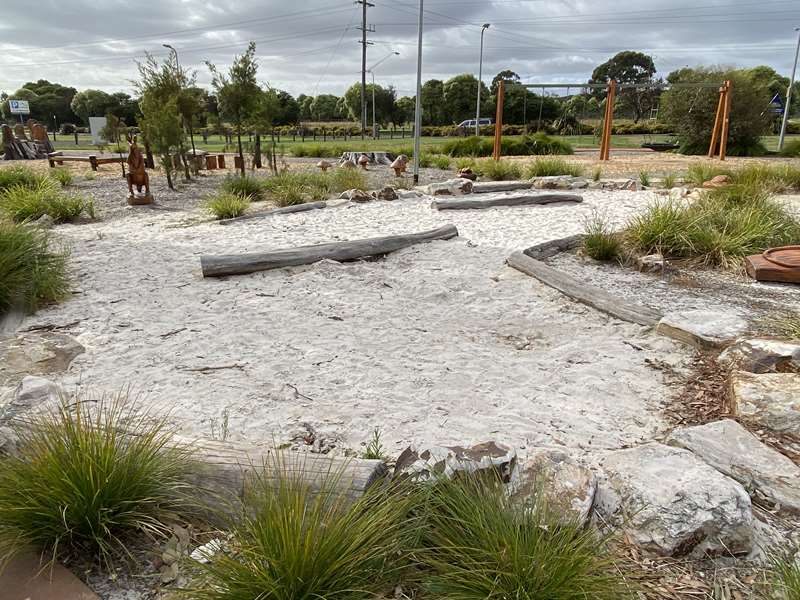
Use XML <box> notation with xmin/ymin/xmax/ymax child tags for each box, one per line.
<box><xmin>413</xmin><ymin>0</ymin><xmax>424</xmax><ymax>184</ymax></box>
<box><xmin>778</xmin><ymin>26</ymin><xmax>800</xmax><ymax>151</ymax></box>
<box><xmin>356</xmin><ymin>0</ymin><xmax>375</xmax><ymax>140</ymax></box>
<box><xmin>475</xmin><ymin>23</ymin><xmax>490</xmax><ymax>136</ymax></box>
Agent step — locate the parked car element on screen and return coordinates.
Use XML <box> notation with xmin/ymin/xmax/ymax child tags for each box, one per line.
<box><xmin>456</xmin><ymin>118</ymin><xmax>493</xmax><ymax>135</ymax></box>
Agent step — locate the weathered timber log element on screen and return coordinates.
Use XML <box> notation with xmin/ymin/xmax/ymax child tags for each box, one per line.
<box><xmin>507</xmin><ymin>251</ymin><xmax>662</xmax><ymax>326</ymax></box>
<box><xmin>524</xmin><ymin>234</ymin><xmax>585</xmax><ymax>260</ymax></box>
<box><xmin>201</xmin><ymin>224</ymin><xmax>459</xmax><ymax>278</ymax></box>
<box><xmin>339</xmin><ymin>151</ymin><xmax>394</xmax><ymax>166</ymax></box>
<box><xmin>218</xmin><ymin>201</ymin><xmax>327</xmax><ymax>226</ymax></box>
<box><xmin>432</xmin><ymin>192</ymin><xmax>582</xmax><ymax>211</ymax></box>
<box><xmin>471</xmin><ymin>180</ymin><xmax>534</xmax><ymax>194</ymax></box>
<box><xmin>177</xmin><ymin>437</ymin><xmax>388</xmax><ymax>512</ymax></box>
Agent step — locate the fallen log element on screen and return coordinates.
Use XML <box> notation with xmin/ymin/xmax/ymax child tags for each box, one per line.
<box><xmin>524</xmin><ymin>234</ymin><xmax>584</xmax><ymax>260</ymax></box>
<box><xmin>507</xmin><ymin>251</ymin><xmax>662</xmax><ymax>326</ymax></box>
<box><xmin>432</xmin><ymin>192</ymin><xmax>582</xmax><ymax>211</ymax></box>
<box><xmin>471</xmin><ymin>180</ymin><xmax>534</xmax><ymax>194</ymax></box>
<box><xmin>218</xmin><ymin>201</ymin><xmax>327</xmax><ymax>226</ymax></box>
<box><xmin>201</xmin><ymin>224</ymin><xmax>459</xmax><ymax>278</ymax></box>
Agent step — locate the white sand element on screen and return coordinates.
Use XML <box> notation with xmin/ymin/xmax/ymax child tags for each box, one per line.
<box><xmin>20</xmin><ymin>191</ymin><xmax>691</xmax><ymax>461</ymax></box>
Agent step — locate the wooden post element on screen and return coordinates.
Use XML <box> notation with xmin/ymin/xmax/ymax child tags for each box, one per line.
<box><xmin>708</xmin><ymin>84</ymin><xmax>726</xmax><ymax>158</ymax></box>
<box><xmin>719</xmin><ymin>80</ymin><xmax>733</xmax><ymax>161</ymax></box>
<box><xmin>599</xmin><ymin>80</ymin><xmax>616</xmax><ymax>161</ymax></box>
<box><xmin>89</xmin><ymin>155</ymin><xmax>98</xmax><ymax>171</ymax></box>
<box><xmin>493</xmin><ymin>80</ymin><xmax>505</xmax><ymax>161</ymax></box>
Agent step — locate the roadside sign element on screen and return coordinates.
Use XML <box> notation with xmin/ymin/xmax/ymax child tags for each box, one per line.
<box><xmin>8</xmin><ymin>99</ymin><xmax>30</xmax><ymax>115</ymax></box>
<box><xmin>769</xmin><ymin>92</ymin><xmax>784</xmax><ymax>116</ymax></box>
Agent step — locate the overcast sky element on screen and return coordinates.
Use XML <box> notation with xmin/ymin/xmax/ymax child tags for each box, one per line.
<box><xmin>1</xmin><ymin>0</ymin><xmax>798</xmax><ymax>98</ymax></box>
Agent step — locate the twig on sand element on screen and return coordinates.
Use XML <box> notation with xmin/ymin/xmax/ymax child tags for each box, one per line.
<box><xmin>160</xmin><ymin>328</ymin><xmax>187</xmax><ymax>339</ymax></box>
<box><xmin>22</xmin><ymin>319</ymin><xmax>84</xmax><ymax>332</ymax></box>
<box><xmin>180</xmin><ymin>364</ymin><xmax>246</xmax><ymax>373</ymax></box>
<box><xmin>286</xmin><ymin>383</ymin><xmax>316</xmax><ymax>402</ymax></box>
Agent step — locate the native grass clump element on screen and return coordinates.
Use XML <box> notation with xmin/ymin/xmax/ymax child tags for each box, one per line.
<box><xmin>262</xmin><ymin>169</ymin><xmax>368</xmax><ymax>206</ymax></box>
<box><xmin>205</xmin><ymin>192</ymin><xmax>251</xmax><ymax>219</ymax></box>
<box><xmin>0</xmin><ymin>179</ymin><xmax>92</xmax><ymax>223</ymax></box>
<box><xmin>0</xmin><ymin>394</ymin><xmax>192</xmax><ymax>567</ymax></box>
<box><xmin>526</xmin><ymin>157</ymin><xmax>584</xmax><ymax>178</ymax></box>
<box><xmin>220</xmin><ymin>174</ymin><xmax>265</xmax><ymax>201</ymax></box>
<box><xmin>583</xmin><ymin>210</ymin><xmax>622</xmax><ymax>262</ymax></box>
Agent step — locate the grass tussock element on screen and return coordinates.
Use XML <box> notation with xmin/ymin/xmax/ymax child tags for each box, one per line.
<box><xmin>418</xmin><ymin>153</ymin><xmax>451</xmax><ymax>170</ymax></box>
<box><xmin>263</xmin><ymin>169</ymin><xmax>368</xmax><ymax>207</ymax></box>
<box><xmin>771</xmin><ymin>553</ymin><xmax>800</xmax><ymax>599</ymax></box>
<box><xmin>0</xmin><ymin>395</ymin><xmax>192</xmax><ymax>567</ymax></box>
<box><xmin>526</xmin><ymin>157</ymin><xmax>585</xmax><ymax>178</ymax></box>
<box><xmin>626</xmin><ymin>184</ymin><xmax>800</xmax><ymax>267</ymax></box>
<box><xmin>420</xmin><ymin>474</ymin><xmax>631</xmax><ymax>600</ymax></box>
<box><xmin>583</xmin><ymin>211</ymin><xmax>622</xmax><ymax>262</ymax></box>
<box><xmin>592</xmin><ymin>166</ymin><xmax>602</xmax><ymax>182</ymax></box>
<box><xmin>780</xmin><ymin>138</ymin><xmax>800</xmax><ymax>157</ymax></box>
<box><xmin>290</xmin><ymin>143</ymin><xmax>349</xmax><ymax>159</ymax></box>
<box><xmin>442</xmin><ymin>133</ymin><xmax>573</xmax><ymax>158</ymax></box>
<box><xmin>662</xmin><ymin>173</ymin><xmax>677</xmax><ymax>189</ymax></box>
<box><xmin>190</xmin><ymin>456</ymin><xmax>420</xmax><ymax>600</ymax></box>
<box><xmin>0</xmin><ymin>221</ymin><xmax>69</xmax><ymax>314</ymax></box>
<box><xmin>50</xmin><ymin>168</ymin><xmax>74</xmax><ymax>187</ymax></box>
<box><xmin>473</xmin><ymin>158</ymin><xmax>523</xmax><ymax>181</ymax></box>
<box><xmin>205</xmin><ymin>192</ymin><xmax>251</xmax><ymax>219</ymax></box>
<box><xmin>0</xmin><ymin>180</ymin><xmax>92</xmax><ymax>223</ymax></box>
<box><xmin>686</xmin><ymin>163</ymin><xmax>800</xmax><ymax>192</ymax></box>
<box><xmin>763</xmin><ymin>313</ymin><xmax>800</xmax><ymax>340</ymax></box>
<box><xmin>638</xmin><ymin>170</ymin><xmax>650</xmax><ymax>187</ymax></box>
<box><xmin>221</xmin><ymin>175</ymin><xmax>265</xmax><ymax>202</ymax></box>
<box><xmin>0</xmin><ymin>166</ymin><xmax>45</xmax><ymax>192</ymax></box>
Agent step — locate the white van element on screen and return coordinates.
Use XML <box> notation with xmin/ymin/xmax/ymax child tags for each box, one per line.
<box><xmin>457</xmin><ymin>118</ymin><xmax>493</xmax><ymax>129</ymax></box>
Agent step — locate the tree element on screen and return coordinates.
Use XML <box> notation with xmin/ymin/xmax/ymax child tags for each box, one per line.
<box><xmin>309</xmin><ymin>94</ymin><xmax>341</xmax><ymax>121</ymax></box>
<box><xmin>443</xmin><ymin>74</ymin><xmax>488</xmax><ymax>124</ymax></box>
<box><xmin>589</xmin><ymin>51</ymin><xmax>657</xmax><ymax>122</ymax></box>
<box><xmin>70</xmin><ymin>90</ymin><xmax>115</xmax><ymax>125</ymax></box>
<box><xmin>247</xmin><ymin>87</ymin><xmax>279</xmax><ymax>170</ymax></box>
<box><xmin>273</xmin><ymin>90</ymin><xmax>299</xmax><ymax>125</ymax></box>
<box><xmin>297</xmin><ymin>94</ymin><xmax>312</xmax><ymax>120</ymax></box>
<box><xmin>20</xmin><ymin>80</ymin><xmax>78</xmax><ymax>128</ymax></box>
<box><xmin>207</xmin><ymin>42</ymin><xmax>260</xmax><ymax>176</ymax></box>
<box><xmin>491</xmin><ymin>70</ymin><xmax>520</xmax><ymax>95</ymax></box>
<box><xmin>420</xmin><ymin>79</ymin><xmax>446</xmax><ymax>125</ymax></box>
<box><xmin>108</xmin><ymin>92</ymin><xmax>140</xmax><ymax>126</ymax></box>
<box><xmin>395</xmin><ymin>96</ymin><xmax>415</xmax><ymax>125</ymax></box>
<box><xmin>342</xmin><ymin>83</ymin><xmax>396</xmax><ymax>124</ymax></box>
<box><xmin>661</xmin><ymin>66</ymin><xmax>772</xmax><ymax>155</ymax></box>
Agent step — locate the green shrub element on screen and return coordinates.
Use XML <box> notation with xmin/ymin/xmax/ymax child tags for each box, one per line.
<box><xmin>0</xmin><ymin>395</ymin><xmax>191</xmax><ymax>566</ymax></box>
<box><xmin>455</xmin><ymin>157</ymin><xmax>477</xmax><ymax>171</ymax></box>
<box><xmin>428</xmin><ymin>154</ymin><xmax>451</xmax><ymax>170</ymax></box>
<box><xmin>780</xmin><ymin>139</ymin><xmax>800</xmax><ymax>157</ymax></box>
<box><xmin>771</xmin><ymin>553</ymin><xmax>800</xmax><ymax>599</ymax></box>
<box><xmin>205</xmin><ymin>192</ymin><xmax>251</xmax><ymax>219</ymax></box>
<box><xmin>330</xmin><ymin>168</ymin><xmax>367</xmax><ymax>192</ymax></box>
<box><xmin>526</xmin><ymin>157</ymin><xmax>584</xmax><ymax>178</ymax></box>
<box><xmin>291</xmin><ymin>144</ymin><xmax>348</xmax><ymax>158</ymax></box>
<box><xmin>592</xmin><ymin>166</ymin><xmax>602</xmax><ymax>182</ymax></box>
<box><xmin>190</xmin><ymin>456</ymin><xmax>420</xmax><ymax>600</ymax></box>
<box><xmin>262</xmin><ymin>169</ymin><xmax>368</xmax><ymax>207</ymax></box>
<box><xmin>442</xmin><ymin>133</ymin><xmax>572</xmax><ymax>158</ymax></box>
<box><xmin>685</xmin><ymin>163</ymin><xmax>732</xmax><ymax>186</ymax></box>
<box><xmin>0</xmin><ymin>221</ymin><xmax>69</xmax><ymax>314</ymax></box>
<box><xmin>50</xmin><ymin>168</ymin><xmax>73</xmax><ymax>187</ymax></box>
<box><xmin>474</xmin><ymin>158</ymin><xmax>522</xmax><ymax>181</ymax></box>
<box><xmin>638</xmin><ymin>170</ymin><xmax>651</xmax><ymax>187</ymax></box>
<box><xmin>0</xmin><ymin>180</ymin><xmax>90</xmax><ymax>223</ymax></box>
<box><xmin>662</xmin><ymin>173</ymin><xmax>677</xmax><ymax>189</ymax></box>
<box><xmin>221</xmin><ymin>175</ymin><xmax>265</xmax><ymax>201</ymax></box>
<box><xmin>583</xmin><ymin>211</ymin><xmax>621</xmax><ymax>262</ymax></box>
<box><xmin>0</xmin><ymin>166</ymin><xmax>44</xmax><ymax>192</ymax></box>
<box><xmin>361</xmin><ymin>428</ymin><xmax>388</xmax><ymax>461</ymax></box>
<box><xmin>420</xmin><ymin>474</ymin><xmax>630</xmax><ymax>599</ymax></box>
<box><xmin>762</xmin><ymin>313</ymin><xmax>800</xmax><ymax>340</ymax></box>
<box><xmin>625</xmin><ymin>185</ymin><xmax>800</xmax><ymax>267</ymax></box>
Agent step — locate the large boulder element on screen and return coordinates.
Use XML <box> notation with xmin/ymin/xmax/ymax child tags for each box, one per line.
<box><xmin>729</xmin><ymin>371</ymin><xmax>800</xmax><ymax>436</ymax></box>
<box><xmin>656</xmin><ymin>309</ymin><xmax>749</xmax><ymax>349</ymax></box>
<box><xmin>596</xmin><ymin>443</ymin><xmax>753</xmax><ymax>557</ymax></box>
<box><xmin>394</xmin><ymin>441</ymin><xmax>518</xmax><ymax>485</ymax></box>
<box><xmin>0</xmin><ymin>332</ymin><xmax>84</xmax><ymax>388</ymax></box>
<box><xmin>514</xmin><ymin>450</ymin><xmax>597</xmax><ymax>524</ymax></box>
<box><xmin>418</xmin><ymin>178</ymin><xmax>473</xmax><ymax>196</ymax></box>
<box><xmin>667</xmin><ymin>419</ymin><xmax>800</xmax><ymax>514</ymax></box>
<box><xmin>718</xmin><ymin>338</ymin><xmax>800</xmax><ymax>374</ymax></box>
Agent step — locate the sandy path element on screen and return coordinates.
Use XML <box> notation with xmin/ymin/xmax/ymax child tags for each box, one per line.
<box><xmin>21</xmin><ymin>191</ymin><xmax>690</xmax><ymax>461</ymax></box>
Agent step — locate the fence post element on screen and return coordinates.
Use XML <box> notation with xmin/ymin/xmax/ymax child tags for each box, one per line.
<box><xmin>74</xmin><ymin>131</ymin><xmax>79</xmax><ymax>145</ymax></box>
<box><xmin>323</xmin><ymin>128</ymin><xmax>326</xmax><ymax>142</ymax></box>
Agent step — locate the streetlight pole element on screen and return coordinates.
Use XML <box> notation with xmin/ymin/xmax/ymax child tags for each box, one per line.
<box><xmin>778</xmin><ymin>27</ymin><xmax>800</xmax><ymax>151</ymax></box>
<box><xmin>368</xmin><ymin>51</ymin><xmax>400</xmax><ymax>139</ymax></box>
<box><xmin>413</xmin><ymin>0</ymin><xmax>424</xmax><ymax>184</ymax></box>
<box><xmin>163</xmin><ymin>43</ymin><xmax>196</xmax><ymax>157</ymax></box>
<box><xmin>475</xmin><ymin>23</ymin><xmax>490</xmax><ymax>136</ymax></box>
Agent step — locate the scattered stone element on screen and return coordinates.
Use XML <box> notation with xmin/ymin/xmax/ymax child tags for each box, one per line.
<box><xmin>0</xmin><ymin>426</ymin><xmax>18</xmax><ymax>457</ymax></box>
<box><xmin>596</xmin><ymin>442</ymin><xmax>753</xmax><ymax>557</ymax></box>
<box><xmin>667</xmin><ymin>419</ymin><xmax>800</xmax><ymax>514</ymax></box>
<box><xmin>190</xmin><ymin>538</ymin><xmax>225</xmax><ymax>564</ymax></box>
<box><xmin>637</xmin><ymin>253</ymin><xmax>665</xmax><ymax>273</ymax></box>
<box><xmin>418</xmin><ymin>178</ymin><xmax>473</xmax><ymax>196</ymax></box>
<box><xmin>702</xmin><ymin>174</ymin><xmax>732</xmax><ymax>189</ymax></box>
<box><xmin>718</xmin><ymin>338</ymin><xmax>800</xmax><ymax>374</ymax></box>
<box><xmin>602</xmin><ymin>178</ymin><xmax>640</xmax><ymax>191</ymax></box>
<box><xmin>316</xmin><ymin>160</ymin><xmax>332</xmax><ymax>172</ymax></box>
<box><xmin>1</xmin><ymin>375</ymin><xmax>63</xmax><ymax>422</ymax></box>
<box><xmin>338</xmin><ymin>189</ymin><xmax>373</xmax><ymax>203</ymax></box>
<box><xmin>729</xmin><ymin>371</ymin><xmax>800</xmax><ymax>437</ymax></box>
<box><xmin>373</xmin><ymin>186</ymin><xmax>398</xmax><ymax>201</ymax></box>
<box><xmin>656</xmin><ymin>309</ymin><xmax>749</xmax><ymax>349</ymax></box>
<box><xmin>569</xmin><ymin>178</ymin><xmax>589</xmax><ymax>189</ymax></box>
<box><xmin>397</xmin><ymin>189</ymin><xmax>425</xmax><ymax>200</ymax></box>
<box><xmin>33</xmin><ymin>214</ymin><xmax>55</xmax><ymax>229</ymax></box>
<box><xmin>0</xmin><ymin>332</ymin><xmax>84</xmax><ymax>388</ymax></box>
<box><xmin>514</xmin><ymin>449</ymin><xmax>597</xmax><ymax>523</ymax></box>
<box><xmin>394</xmin><ymin>441</ymin><xmax>519</xmax><ymax>485</ymax></box>
<box><xmin>532</xmin><ymin>175</ymin><xmax>573</xmax><ymax>190</ymax></box>
<box><xmin>457</xmin><ymin>167</ymin><xmax>477</xmax><ymax>181</ymax></box>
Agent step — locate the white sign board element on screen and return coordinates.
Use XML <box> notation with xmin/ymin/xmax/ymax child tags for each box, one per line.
<box><xmin>9</xmin><ymin>99</ymin><xmax>30</xmax><ymax>115</ymax></box>
<box><xmin>89</xmin><ymin>116</ymin><xmax>108</xmax><ymax>145</ymax></box>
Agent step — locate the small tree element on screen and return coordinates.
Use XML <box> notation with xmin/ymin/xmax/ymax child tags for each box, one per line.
<box><xmin>99</xmin><ymin>113</ymin><xmax>128</xmax><ymax>177</ymax></box>
<box><xmin>139</xmin><ymin>96</ymin><xmax>183</xmax><ymax>190</ymax></box>
<box><xmin>207</xmin><ymin>42</ymin><xmax>260</xmax><ymax>176</ymax></box>
<box><xmin>247</xmin><ymin>87</ymin><xmax>279</xmax><ymax>171</ymax></box>
<box><xmin>589</xmin><ymin>51</ymin><xmax>659</xmax><ymax>123</ymax></box>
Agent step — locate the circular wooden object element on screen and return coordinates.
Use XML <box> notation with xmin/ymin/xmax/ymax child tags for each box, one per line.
<box><xmin>763</xmin><ymin>246</ymin><xmax>800</xmax><ymax>269</ymax></box>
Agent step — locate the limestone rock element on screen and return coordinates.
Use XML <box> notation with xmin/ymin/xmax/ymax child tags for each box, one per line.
<box><xmin>637</xmin><ymin>254</ymin><xmax>665</xmax><ymax>273</ymax></box>
<box><xmin>667</xmin><ymin>419</ymin><xmax>800</xmax><ymax>514</ymax></box>
<box><xmin>532</xmin><ymin>175</ymin><xmax>572</xmax><ymax>190</ymax></box>
<box><xmin>338</xmin><ymin>189</ymin><xmax>373</xmax><ymax>203</ymax></box>
<box><xmin>729</xmin><ymin>371</ymin><xmax>800</xmax><ymax>436</ymax></box>
<box><xmin>0</xmin><ymin>426</ymin><xmax>19</xmax><ymax>457</ymax></box>
<box><xmin>514</xmin><ymin>450</ymin><xmax>597</xmax><ymax>523</ymax></box>
<box><xmin>702</xmin><ymin>174</ymin><xmax>731</xmax><ymax>189</ymax></box>
<box><xmin>418</xmin><ymin>178</ymin><xmax>473</xmax><ymax>196</ymax></box>
<box><xmin>373</xmin><ymin>186</ymin><xmax>398</xmax><ymax>201</ymax></box>
<box><xmin>657</xmin><ymin>309</ymin><xmax>749</xmax><ymax>349</ymax></box>
<box><xmin>33</xmin><ymin>214</ymin><xmax>55</xmax><ymax>229</ymax></box>
<box><xmin>602</xmin><ymin>178</ymin><xmax>640</xmax><ymax>191</ymax></box>
<box><xmin>1</xmin><ymin>376</ymin><xmax>63</xmax><ymax>424</ymax></box>
<box><xmin>0</xmin><ymin>332</ymin><xmax>84</xmax><ymax>388</ymax></box>
<box><xmin>394</xmin><ymin>441</ymin><xmax>518</xmax><ymax>485</ymax></box>
<box><xmin>596</xmin><ymin>442</ymin><xmax>753</xmax><ymax>557</ymax></box>
<box><xmin>569</xmin><ymin>178</ymin><xmax>589</xmax><ymax>189</ymax></box>
<box><xmin>718</xmin><ymin>338</ymin><xmax>800</xmax><ymax>374</ymax></box>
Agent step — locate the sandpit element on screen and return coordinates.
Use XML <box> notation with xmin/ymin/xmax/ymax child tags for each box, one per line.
<box><xmin>12</xmin><ymin>189</ymin><xmax>692</xmax><ymax>462</ymax></box>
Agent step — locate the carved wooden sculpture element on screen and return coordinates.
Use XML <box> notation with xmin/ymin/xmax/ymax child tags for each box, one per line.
<box><xmin>126</xmin><ymin>134</ymin><xmax>153</xmax><ymax>205</ymax></box>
